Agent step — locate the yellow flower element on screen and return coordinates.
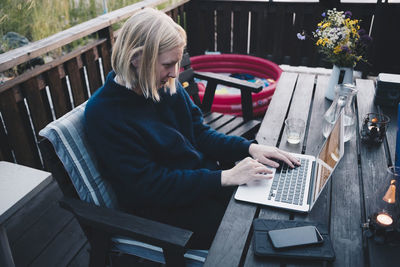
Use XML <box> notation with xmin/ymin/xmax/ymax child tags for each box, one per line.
<box><xmin>322</xmin><ymin>22</ymin><xmax>331</xmax><ymax>29</ymax></box>
<box><xmin>333</xmin><ymin>46</ymin><xmax>342</xmax><ymax>54</ymax></box>
<box><xmin>301</xmin><ymin>9</ymin><xmax>370</xmax><ymax>67</ymax></box>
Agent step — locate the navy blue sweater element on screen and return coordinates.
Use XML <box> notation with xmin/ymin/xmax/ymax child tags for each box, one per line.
<box><xmin>85</xmin><ymin>71</ymin><xmax>252</xmax><ymax>210</ymax></box>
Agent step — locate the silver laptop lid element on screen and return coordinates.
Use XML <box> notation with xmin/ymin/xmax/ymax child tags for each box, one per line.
<box><xmin>309</xmin><ymin>112</ymin><xmax>345</xmax><ymax>211</ymax></box>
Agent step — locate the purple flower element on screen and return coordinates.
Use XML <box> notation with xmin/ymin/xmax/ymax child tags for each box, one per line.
<box><xmin>341</xmin><ymin>46</ymin><xmax>350</xmax><ymax>53</ymax></box>
<box><xmin>358</xmin><ymin>29</ymin><xmax>366</xmax><ymax>36</ymax></box>
<box><xmin>322</xmin><ymin>12</ymin><xmax>326</xmax><ymax>17</ymax></box>
<box><xmin>344</xmin><ymin>11</ymin><xmax>352</xmax><ymax>18</ymax></box>
<box><xmin>297</xmin><ymin>32</ymin><xmax>306</xmax><ymax>40</ymax></box>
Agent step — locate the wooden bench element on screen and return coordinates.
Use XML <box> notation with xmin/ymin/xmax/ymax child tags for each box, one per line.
<box><xmin>179</xmin><ymin>52</ymin><xmax>263</xmax><ymax>139</ymax></box>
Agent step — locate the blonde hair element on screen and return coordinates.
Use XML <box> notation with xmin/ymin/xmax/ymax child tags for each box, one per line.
<box><xmin>111</xmin><ymin>8</ymin><xmax>187</xmax><ymax>101</ymax></box>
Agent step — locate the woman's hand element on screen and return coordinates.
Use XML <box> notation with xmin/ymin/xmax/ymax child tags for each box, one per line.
<box><xmin>248</xmin><ymin>143</ymin><xmax>300</xmax><ymax>168</ymax></box>
<box><xmin>221</xmin><ymin>157</ymin><xmax>273</xmax><ymax>186</ymax></box>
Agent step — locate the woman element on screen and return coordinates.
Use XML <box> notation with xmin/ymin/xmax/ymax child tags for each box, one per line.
<box><xmin>85</xmin><ymin>8</ymin><xmax>299</xmax><ymax>248</ymax></box>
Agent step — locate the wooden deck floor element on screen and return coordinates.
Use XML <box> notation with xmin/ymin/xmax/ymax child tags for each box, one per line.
<box><xmin>5</xmin><ymin>179</ymin><xmax>168</xmax><ymax>266</ymax></box>
<box><xmin>4</xmin><ymin>180</ymin><xmax>90</xmax><ymax>266</ymax></box>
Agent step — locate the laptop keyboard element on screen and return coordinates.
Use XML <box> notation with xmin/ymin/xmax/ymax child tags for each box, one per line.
<box><xmin>268</xmin><ymin>158</ymin><xmax>310</xmax><ymax>206</ymax></box>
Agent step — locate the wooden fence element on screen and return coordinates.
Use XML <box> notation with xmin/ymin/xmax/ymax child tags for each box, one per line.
<box><xmin>185</xmin><ymin>0</ymin><xmax>400</xmax><ymax>75</ymax></box>
<box><xmin>0</xmin><ymin>0</ymin><xmax>399</xmax><ymax>169</ymax></box>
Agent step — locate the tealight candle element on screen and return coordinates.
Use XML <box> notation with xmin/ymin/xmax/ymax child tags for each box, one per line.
<box><xmin>367</xmin><ymin>124</ymin><xmax>379</xmax><ymax>132</ymax></box>
<box><xmin>360</xmin><ymin>113</ymin><xmax>390</xmax><ymax>144</ymax></box>
<box><xmin>376</xmin><ymin>212</ymin><xmax>393</xmax><ymax>226</ymax></box>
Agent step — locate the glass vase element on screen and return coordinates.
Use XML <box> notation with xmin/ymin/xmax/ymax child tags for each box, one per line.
<box><xmin>323</xmin><ymin>83</ymin><xmax>358</xmax><ymax>142</ymax></box>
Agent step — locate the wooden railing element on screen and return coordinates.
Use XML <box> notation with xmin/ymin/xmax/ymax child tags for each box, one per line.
<box><xmin>0</xmin><ymin>0</ymin><xmax>189</xmax><ymax>169</ymax></box>
<box><xmin>0</xmin><ymin>0</ymin><xmax>399</xmax><ymax>169</ymax></box>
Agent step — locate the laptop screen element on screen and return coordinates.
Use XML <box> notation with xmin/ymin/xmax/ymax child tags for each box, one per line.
<box><xmin>311</xmin><ymin>113</ymin><xmax>343</xmax><ymax>205</ymax></box>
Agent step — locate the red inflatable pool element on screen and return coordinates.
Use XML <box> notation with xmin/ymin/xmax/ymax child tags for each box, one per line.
<box><xmin>190</xmin><ymin>54</ymin><xmax>282</xmax><ymax>117</ymax></box>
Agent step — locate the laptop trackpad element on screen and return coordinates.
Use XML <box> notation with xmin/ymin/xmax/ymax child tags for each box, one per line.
<box><xmin>235</xmin><ymin>171</ymin><xmax>275</xmax><ymax>203</ymax></box>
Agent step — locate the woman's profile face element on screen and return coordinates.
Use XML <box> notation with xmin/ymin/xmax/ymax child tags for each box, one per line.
<box><xmin>156</xmin><ymin>46</ymin><xmax>183</xmax><ymax>89</ymax></box>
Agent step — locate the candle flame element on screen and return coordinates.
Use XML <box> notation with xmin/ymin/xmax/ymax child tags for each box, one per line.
<box><xmin>376</xmin><ymin>213</ymin><xmax>393</xmax><ymax>226</ymax></box>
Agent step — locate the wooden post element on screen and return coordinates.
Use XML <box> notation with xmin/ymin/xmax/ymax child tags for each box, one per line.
<box><xmin>98</xmin><ymin>27</ymin><xmax>114</xmax><ymax>76</ymax></box>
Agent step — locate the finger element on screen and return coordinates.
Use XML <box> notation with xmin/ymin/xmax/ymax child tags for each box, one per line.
<box><xmin>254</xmin><ymin>165</ymin><xmax>274</xmax><ymax>174</ymax></box>
<box><xmin>260</xmin><ymin>158</ymin><xmax>280</xmax><ymax>168</ymax></box>
<box><xmin>253</xmin><ymin>172</ymin><xmax>274</xmax><ymax>179</ymax></box>
<box><xmin>279</xmin><ymin>155</ymin><xmax>295</xmax><ymax>168</ymax></box>
<box><xmin>278</xmin><ymin>150</ymin><xmax>301</xmax><ymax>166</ymax></box>
<box><xmin>269</xmin><ymin>149</ymin><xmax>302</xmax><ymax>168</ymax></box>
<box><xmin>255</xmin><ymin>152</ymin><xmax>281</xmax><ymax>167</ymax></box>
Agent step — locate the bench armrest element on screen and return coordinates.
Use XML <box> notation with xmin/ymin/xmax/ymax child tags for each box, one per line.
<box><xmin>59</xmin><ymin>197</ymin><xmax>193</xmax><ymax>249</ymax></box>
<box><xmin>194</xmin><ymin>71</ymin><xmax>263</xmax><ymax>121</ymax></box>
<box><xmin>194</xmin><ymin>71</ymin><xmax>263</xmax><ymax>93</ymax></box>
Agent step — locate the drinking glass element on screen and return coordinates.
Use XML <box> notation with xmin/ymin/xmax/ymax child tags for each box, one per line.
<box><xmin>285</xmin><ymin>118</ymin><xmax>305</xmax><ymax>144</ymax></box>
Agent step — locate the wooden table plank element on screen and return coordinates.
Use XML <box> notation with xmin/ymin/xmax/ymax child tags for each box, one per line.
<box><xmin>244</xmin><ymin>73</ymin><xmax>319</xmax><ymax>267</ymax></box>
<box><xmin>300</xmin><ymin>76</ymin><xmax>363</xmax><ymax>266</ymax></box>
<box><xmin>205</xmin><ymin>72</ymin><xmax>299</xmax><ymax>267</ymax></box>
<box><xmin>356</xmin><ymin>78</ymin><xmax>400</xmax><ymax>266</ymax></box>
<box><xmin>256</xmin><ymin>72</ymin><xmax>299</xmax><ymax>146</ymax></box>
<box><xmin>279</xmin><ymin>73</ymin><xmax>324</xmax><ymax>267</ymax></box>
<box><xmin>288</xmin><ymin>75</ymin><xmax>331</xmax><ymax>267</ymax></box>
<box><xmin>279</xmin><ymin>73</ymin><xmax>316</xmax><ymax>152</ymax></box>
<box><xmin>329</xmin><ymin>137</ymin><xmax>364</xmax><ymax>267</ymax></box>
<box><xmin>334</xmin><ymin>119</ymin><xmax>363</xmax><ymax>267</ymax></box>
<box><xmin>297</xmin><ymin>75</ymin><xmax>331</xmax><ymax>225</ymax></box>
<box><xmin>381</xmin><ymin>105</ymin><xmax>397</xmax><ymax>166</ymax></box>
<box><xmin>204</xmin><ymin>194</ymin><xmax>258</xmax><ymax>267</ymax></box>
<box><xmin>303</xmin><ymin>75</ymin><xmax>331</xmax><ymax>157</ymax></box>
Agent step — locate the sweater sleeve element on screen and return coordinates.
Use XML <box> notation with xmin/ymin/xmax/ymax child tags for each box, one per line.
<box><xmin>179</xmin><ymin>85</ymin><xmax>253</xmax><ymax>161</ymax></box>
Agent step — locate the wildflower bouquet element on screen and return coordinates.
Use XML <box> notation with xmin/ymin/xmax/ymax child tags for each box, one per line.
<box><xmin>297</xmin><ymin>9</ymin><xmax>372</xmax><ymax>68</ymax></box>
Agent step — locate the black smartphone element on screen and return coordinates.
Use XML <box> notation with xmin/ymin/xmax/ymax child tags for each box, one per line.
<box><xmin>268</xmin><ymin>225</ymin><xmax>324</xmax><ymax>249</ymax></box>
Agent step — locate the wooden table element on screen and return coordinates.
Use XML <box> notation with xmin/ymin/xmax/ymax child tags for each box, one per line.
<box><xmin>0</xmin><ymin>161</ymin><xmax>52</xmax><ymax>267</ymax></box>
<box><xmin>204</xmin><ymin>70</ymin><xmax>399</xmax><ymax>266</ymax></box>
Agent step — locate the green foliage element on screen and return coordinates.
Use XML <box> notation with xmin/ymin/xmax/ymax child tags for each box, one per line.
<box><xmin>0</xmin><ymin>0</ymin><xmax>142</xmax><ymax>54</ymax></box>
<box><xmin>0</xmin><ymin>0</ymin><xmax>69</xmax><ymax>41</ymax></box>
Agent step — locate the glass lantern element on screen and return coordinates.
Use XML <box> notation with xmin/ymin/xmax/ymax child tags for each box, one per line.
<box><xmin>362</xmin><ymin>166</ymin><xmax>400</xmax><ymax>244</ymax></box>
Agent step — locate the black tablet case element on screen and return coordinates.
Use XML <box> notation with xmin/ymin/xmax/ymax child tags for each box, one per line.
<box><xmin>253</xmin><ymin>219</ymin><xmax>335</xmax><ymax>261</ymax></box>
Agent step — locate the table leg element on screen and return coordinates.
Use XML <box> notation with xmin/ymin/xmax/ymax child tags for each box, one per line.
<box><xmin>0</xmin><ymin>225</ymin><xmax>15</xmax><ymax>267</ymax></box>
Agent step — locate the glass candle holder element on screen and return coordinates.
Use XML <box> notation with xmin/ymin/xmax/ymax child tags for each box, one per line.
<box><xmin>362</xmin><ymin>167</ymin><xmax>400</xmax><ymax>245</ymax></box>
<box><xmin>362</xmin><ymin>211</ymin><xmax>396</xmax><ymax>244</ymax></box>
<box><xmin>360</xmin><ymin>113</ymin><xmax>390</xmax><ymax>144</ymax></box>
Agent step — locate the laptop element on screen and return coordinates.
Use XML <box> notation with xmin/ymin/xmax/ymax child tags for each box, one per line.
<box><xmin>235</xmin><ymin>112</ymin><xmax>345</xmax><ymax>213</ymax></box>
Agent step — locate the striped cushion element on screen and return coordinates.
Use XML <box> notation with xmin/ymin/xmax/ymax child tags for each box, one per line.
<box><xmin>39</xmin><ymin>102</ymin><xmax>207</xmax><ymax>266</ymax></box>
<box><xmin>39</xmin><ymin>102</ymin><xmax>118</xmax><ymax>208</ymax></box>
<box><xmin>112</xmin><ymin>236</ymin><xmax>207</xmax><ymax>266</ymax></box>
